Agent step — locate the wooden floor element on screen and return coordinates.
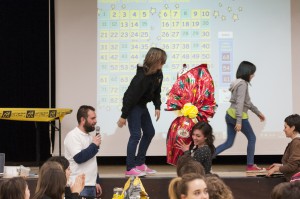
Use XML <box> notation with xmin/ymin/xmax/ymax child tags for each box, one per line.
<box><xmin>29</xmin><ymin>164</ymin><xmax>271</xmax><ymax>177</ymax></box>
<box><xmin>3</xmin><ymin>164</ymin><xmax>285</xmax><ymax>199</ymax></box>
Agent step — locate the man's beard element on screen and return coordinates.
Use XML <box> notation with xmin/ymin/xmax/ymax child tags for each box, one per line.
<box><xmin>83</xmin><ymin>121</ymin><xmax>95</xmax><ymax>133</ymax></box>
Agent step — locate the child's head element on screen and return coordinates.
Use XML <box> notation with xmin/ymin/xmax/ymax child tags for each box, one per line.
<box><xmin>143</xmin><ymin>47</ymin><xmax>167</xmax><ymax>75</ymax></box>
<box><xmin>191</xmin><ymin>122</ymin><xmax>215</xmax><ymax>155</ymax></box>
<box><xmin>34</xmin><ymin>162</ymin><xmax>66</xmax><ymax>199</ymax></box>
<box><xmin>270</xmin><ymin>181</ymin><xmax>300</xmax><ymax>199</ymax></box>
<box><xmin>168</xmin><ymin>173</ymin><xmax>208</xmax><ymax>199</ymax></box>
<box><xmin>236</xmin><ymin>61</ymin><xmax>256</xmax><ymax>82</ymax></box>
<box><xmin>205</xmin><ymin>175</ymin><xmax>233</xmax><ymax>199</ymax></box>
<box><xmin>177</xmin><ymin>157</ymin><xmax>205</xmax><ymax>177</ymax></box>
<box><xmin>271</xmin><ymin>182</ymin><xmax>289</xmax><ymax>199</ymax></box>
<box><xmin>0</xmin><ymin>177</ymin><xmax>30</xmax><ymax>199</ymax></box>
<box><xmin>47</xmin><ymin>156</ymin><xmax>71</xmax><ymax>180</ymax></box>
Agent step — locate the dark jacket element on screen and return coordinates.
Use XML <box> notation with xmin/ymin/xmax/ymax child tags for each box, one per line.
<box><xmin>65</xmin><ymin>186</ymin><xmax>80</xmax><ymax>199</ymax></box>
<box><xmin>121</xmin><ymin>64</ymin><xmax>163</xmax><ymax>119</ymax></box>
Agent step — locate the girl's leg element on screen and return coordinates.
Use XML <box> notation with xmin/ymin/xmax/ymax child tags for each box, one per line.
<box><xmin>126</xmin><ymin>106</ymin><xmax>143</xmax><ymax>171</ymax></box>
<box><xmin>215</xmin><ymin>114</ymin><xmax>237</xmax><ymax>155</ymax></box>
<box><xmin>240</xmin><ymin>119</ymin><xmax>256</xmax><ymax>165</ymax></box>
<box><xmin>136</xmin><ymin>107</ymin><xmax>155</xmax><ymax>166</ymax></box>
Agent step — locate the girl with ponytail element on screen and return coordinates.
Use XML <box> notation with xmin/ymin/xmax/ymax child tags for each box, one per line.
<box><xmin>168</xmin><ymin>173</ymin><xmax>209</xmax><ymax>199</ymax></box>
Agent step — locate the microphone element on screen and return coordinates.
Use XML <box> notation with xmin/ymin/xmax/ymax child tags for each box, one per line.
<box><xmin>95</xmin><ymin>126</ymin><xmax>100</xmax><ymax>136</ymax></box>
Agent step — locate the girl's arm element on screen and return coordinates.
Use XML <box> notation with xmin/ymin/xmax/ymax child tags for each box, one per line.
<box><xmin>235</xmin><ymin>82</ymin><xmax>247</xmax><ymax>125</ymax></box>
<box><xmin>152</xmin><ymin>73</ymin><xmax>163</xmax><ymax>110</ymax></box>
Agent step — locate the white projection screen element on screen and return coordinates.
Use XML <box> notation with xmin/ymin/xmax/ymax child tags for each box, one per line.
<box><xmin>55</xmin><ymin>0</ymin><xmax>300</xmax><ymax>157</ymax></box>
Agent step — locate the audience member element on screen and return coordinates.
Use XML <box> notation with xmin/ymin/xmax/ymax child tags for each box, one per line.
<box><xmin>205</xmin><ymin>175</ymin><xmax>234</xmax><ymax>199</ymax></box>
<box><xmin>270</xmin><ymin>182</ymin><xmax>289</xmax><ymax>199</ymax></box>
<box><xmin>281</xmin><ymin>181</ymin><xmax>300</xmax><ymax>199</ymax></box>
<box><xmin>176</xmin><ymin>154</ymin><xmax>205</xmax><ymax>177</ymax></box>
<box><xmin>176</xmin><ymin>154</ymin><xmax>194</xmax><ymax>172</ymax></box>
<box><xmin>64</xmin><ymin>105</ymin><xmax>102</xmax><ymax>198</ymax></box>
<box><xmin>32</xmin><ymin>161</ymin><xmax>66</xmax><ymax>199</ymax></box>
<box><xmin>168</xmin><ymin>173</ymin><xmax>209</xmax><ymax>199</ymax></box>
<box><xmin>48</xmin><ymin>156</ymin><xmax>85</xmax><ymax>198</ymax></box>
<box><xmin>267</xmin><ymin>114</ymin><xmax>300</xmax><ymax>181</ymax></box>
<box><xmin>0</xmin><ymin>176</ymin><xmax>30</xmax><ymax>199</ymax></box>
<box><xmin>271</xmin><ymin>181</ymin><xmax>300</xmax><ymax>199</ymax></box>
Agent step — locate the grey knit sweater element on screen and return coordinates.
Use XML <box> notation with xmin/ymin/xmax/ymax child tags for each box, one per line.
<box><xmin>228</xmin><ymin>79</ymin><xmax>261</xmax><ymax>124</ymax></box>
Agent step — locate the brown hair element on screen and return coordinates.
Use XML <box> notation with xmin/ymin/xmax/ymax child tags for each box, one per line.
<box><xmin>143</xmin><ymin>47</ymin><xmax>167</xmax><ymax>75</ymax></box>
<box><xmin>168</xmin><ymin>173</ymin><xmax>206</xmax><ymax>199</ymax></box>
<box><xmin>76</xmin><ymin>105</ymin><xmax>95</xmax><ymax>124</ymax></box>
<box><xmin>271</xmin><ymin>181</ymin><xmax>300</xmax><ymax>199</ymax></box>
<box><xmin>0</xmin><ymin>177</ymin><xmax>27</xmax><ymax>199</ymax></box>
<box><xmin>176</xmin><ymin>154</ymin><xmax>205</xmax><ymax>177</ymax></box>
<box><xmin>48</xmin><ymin>156</ymin><xmax>70</xmax><ymax>171</ymax></box>
<box><xmin>205</xmin><ymin>175</ymin><xmax>234</xmax><ymax>199</ymax></box>
<box><xmin>32</xmin><ymin>161</ymin><xmax>66</xmax><ymax>199</ymax></box>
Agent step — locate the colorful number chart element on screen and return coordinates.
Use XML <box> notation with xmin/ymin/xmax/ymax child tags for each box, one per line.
<box><xmin>97</xmin><ymin>0</ymin><xmax>211</xmax><ymax>110</ymax></box>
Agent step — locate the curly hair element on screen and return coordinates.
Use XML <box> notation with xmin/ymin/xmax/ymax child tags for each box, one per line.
<box><xmin>205</xmin><ymin>176</ymin><xmax>234</xmax><ymax>199</ymax></box>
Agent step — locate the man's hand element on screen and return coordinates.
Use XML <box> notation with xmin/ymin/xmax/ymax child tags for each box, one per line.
<box><xmin>93</xmin><ymin>134</ymin><xmax>101</xmax><ymax>146</ymax></box>
<box><xmin>96</xmin><ymin>183</ymin><xmax>102</xmax><ymax>197</ymax></box>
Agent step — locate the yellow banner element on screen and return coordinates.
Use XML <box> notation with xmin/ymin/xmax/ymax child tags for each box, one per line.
<box><xmin>0</xmin><ymin>108</ymin><xmax>72</xmax><ymax>122</ymax></box>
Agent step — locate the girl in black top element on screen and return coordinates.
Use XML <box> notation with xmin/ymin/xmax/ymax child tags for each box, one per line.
<box><xmin>177</xmin><ymin>122</ymin><xmax>215</xmax><ymax>174</ymax></box>
<box><xmin>117</xmin><ymin>47</ymin><xmax>167</xmax><ymax>176</ymax></box>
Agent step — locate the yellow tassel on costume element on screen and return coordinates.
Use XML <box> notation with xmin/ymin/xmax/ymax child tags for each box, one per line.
<box><xmin>180</xmin><ymin>103</ymin><xmax>198</xmax><ymax>119</ymax></box>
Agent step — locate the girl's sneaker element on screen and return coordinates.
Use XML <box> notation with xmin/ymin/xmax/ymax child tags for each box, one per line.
<box><xmin>246</xmin><ymin>164</ymin><xmax>266</xmax><ymax>172</ymax></box>
<box><xmin>125</xmin><ymin>168</ymin><xmax>146</xmax><ymax>177</ymax></box>
<box><xmin>136</xmin><ymin>164</ymin><xmax>157</xmax><ymax>174</ymax></box>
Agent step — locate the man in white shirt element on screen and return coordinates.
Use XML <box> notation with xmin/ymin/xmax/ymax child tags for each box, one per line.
<box><xmin>64</xmin><ymin>105</ymin><xmax>102</xmax><ymax>198</ymax></box>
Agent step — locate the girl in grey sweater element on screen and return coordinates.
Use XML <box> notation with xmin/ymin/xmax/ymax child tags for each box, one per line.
<box><xmin>215</xmin><ymin>61</ymin><xmax>266</xmax><ymax>171</ymax></box>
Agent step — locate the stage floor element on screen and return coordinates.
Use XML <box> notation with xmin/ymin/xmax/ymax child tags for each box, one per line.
<box><xmin>30</xmin><ymin>164</ymin><xmax>271</xmax><ymax>177</ymax></box>
<box><xmin>12</xmin><ymin>164</ymin><xmax>285</xmax><ymax>199</ymax></box>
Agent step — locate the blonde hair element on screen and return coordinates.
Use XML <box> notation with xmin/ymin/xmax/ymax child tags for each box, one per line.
<box><xmin>205</xmin><ymin>175</ymin><xmax>234</xmax><ymax>199</ymax></box>
<box><xmin>143</xmin><ymin>47</ymin><xmax>167</xmax><ymax>75</ymax></box>
<box><xmin>168</xmin><ymin>173</ymin><xmax>206</xmax><ymax>199</ymax></box>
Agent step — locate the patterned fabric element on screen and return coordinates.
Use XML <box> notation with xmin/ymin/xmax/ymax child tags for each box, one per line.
<box><xmin>186</xmin><ymin>145</ymin><xmax>212</xmax><ymax>174</ymax></box>
<box><xmin>166</xmin><ymin>64</ymin><xmax>217</xmax><ymax>165</ymax></box>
